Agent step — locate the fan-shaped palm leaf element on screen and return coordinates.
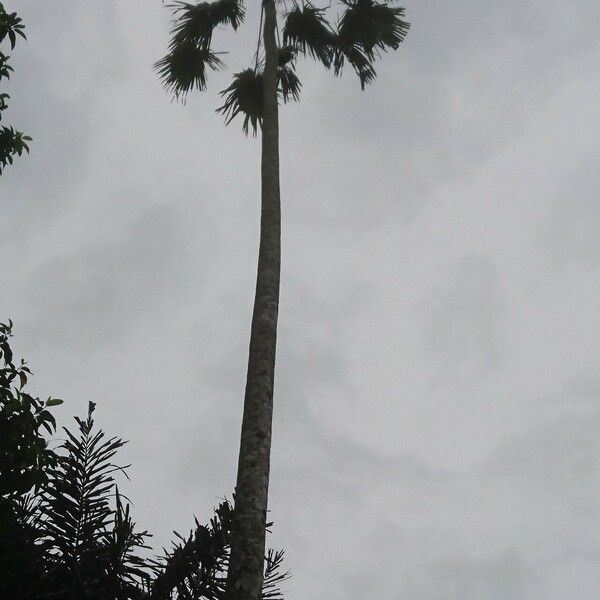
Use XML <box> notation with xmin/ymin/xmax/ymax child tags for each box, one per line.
<box><xmin>168</xmin><ymin>0</ymin><xmax>245</xmax><ymax>48</ymax></box>
<box><xmin>338</xmin><ymin>0</ymin><xmax>410</xmax><ymax>59</ymax></box>
<box><xmin>217</xmin><ymin>68</ymin><xmax>264</xmax><ymax>135</ymax></box>
<box><xmin>282</xmin><ymin>4</ymin><xmax>335</xmax><ymax>68</ymax></box>
<box><xmin>155</xmin><ymin>41</ymin><xmax>224</xmax><ymax>99</ymax></box>
<box><xmin>332</xmin><ymin>43</ymin><xmax>376</xmax><ymax>89</ymax></box>
<box><xmin>278</xmin><ymin>64</ymin><xmax>301</xmax><ymax>104</ymax></box>
<box><xmin>278</xmin><ymin>46</ymin><xmax>301</xmax><ymax>104</ymax></box>
<box><xmin>217</xmin><ymin>56</ymin><xmax>301</xmax><ymax>136</ymax></box>
<box><xmin>332</xmin><ymin>0</ymin><xmax>408</xmax><ymax>88</ymax></box>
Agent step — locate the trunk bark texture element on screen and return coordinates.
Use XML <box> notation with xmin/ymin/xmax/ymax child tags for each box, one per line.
<box><xmin>225</xmin><ymin>2</ymin><xmax>280</xmax><ymax>599</ymax></box>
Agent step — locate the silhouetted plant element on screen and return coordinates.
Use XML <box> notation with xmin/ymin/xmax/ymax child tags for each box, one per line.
<box><xmin>149</xmin><ymin>500</ymin><xmax>289</xmax><ymax>600</ymax></box>
<box><xmin>39</xmin><ymin>402</ymin><xmax>151</xmax><ymax>599</ymax></box>
<box><xmin>0</xmin><ymin>321</ymin><xmax>61</xmax><ymax>500</ymax></box>
<box><xmin>1</xmin><ymin>323</ymin><xmax>289</xmax><ymax>599</ymax></box>
<box><xmin>0</xmin><ymin>321</ymin><xmax>61</xmax><ymax>600</ymax></box>
<box><xmin>0</xmin><ymin>3</ymin><xmax>31</xmax><ymax>174</ymax></box>
<box><xmin>155</xmin><ymin>1</ymin><xmax>409</xmax><ymax>597</ymax></box>
<box><xmin>100</xmin><ymin>490</ymin><xmax>153</xmax><ymax>600</ymax></box>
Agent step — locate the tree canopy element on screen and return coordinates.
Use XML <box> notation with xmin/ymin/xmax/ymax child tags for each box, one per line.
<box><xmin>156</xmin><ymin>0</ymin><xmax>410</xmax><ymax>134</ymax></box>
<box><xmin>0</xmin><ymin>2</ymin><xmax>31</xmax><ymax>174</ymax></box>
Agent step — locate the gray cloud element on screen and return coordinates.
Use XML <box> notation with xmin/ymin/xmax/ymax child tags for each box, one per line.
<box><xmin>2</xmin><ymin>0</ymin><xmax>600</xmax><ymax>598</ymax></box>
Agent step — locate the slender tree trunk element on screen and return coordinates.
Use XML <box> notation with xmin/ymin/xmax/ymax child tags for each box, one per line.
<box><xmin>225</xmin><ymin>2</ymin><xmax>280</xmax><ymax>599</ymax></box>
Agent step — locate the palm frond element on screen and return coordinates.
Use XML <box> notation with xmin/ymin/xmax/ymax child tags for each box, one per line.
<box><xmin>155</xmin><ymin>41</ymin><xmax>224</xmax><ymax>99</ymax></box>
<box><xmin>168</xmin><ymin>0</ymin><xmax>245</xmax><ymax>48</ymax></box>
<box><xmin>100</xmin><ymin>489</ymin><xmax>152</xmax><ymax>599</ymax></box>
<box><xmin>282</xmin><ymin>3</ymin><xmax>336</xmax><ymax>68</ymax></box>
<box><xmin>0</xmin><ymin>494</ymin><xmax>49</xmax><ymax>599</ymax></box>
<box><xmin>278</xmin><ymin>65</ymin><xmax>301</xmax><ymax>104</ymax></box>
<box><xmin>217</xmin><ymin>68</ymin><xmax>264</xmax><ymax>135</ymax></box>
<box><xmin>150</xmin><ymin>499</ymin><xmax>288</xmax><ymax>600</ymax></box>
<box><xmin>149</xmin><ymin>500</ymin><xmax>232</xmax><ymax>599</ymax></box>
<box><xmin>216</xmin><ymin>56</ymin><xmax>302</xmax><ymax>136</ymax></box>
<box><xmin>278</xmin><ymin>46</ymin><xmax>301</xmax><ymax>104</ymax></box>
<box><xmin>338</xmin><ymin>0</ymin><xmax>410</xmax><ymax>60</ymax></box>
<box><xmin>40</xmin><ymin>402</ymin><xmax>130</xmax><ymax>598</ymax></box>
<box><xmin>331</xmin><ymin>0</ymin><xmax>408</xmax><ymax>88</ymax></box>
<box><xmin>333</xmin><ymin>43</ymin><xmax>377</xmax><ymax>89</ymax></box>
<box><xmin>262</xmin><ymin>549</ymin><xmax>290</xmax><ymax>600</ymax></box>
<box><xmin>278</xmin><ymin>45</ymin><xmax>295</xmax><ymax>68</ymax></box>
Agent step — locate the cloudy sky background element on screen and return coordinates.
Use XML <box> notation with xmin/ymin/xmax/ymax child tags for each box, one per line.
<box><xmin>2</xmin><ymin>0</ymin><xmax>600</xmax><ymax>597</ymax></box>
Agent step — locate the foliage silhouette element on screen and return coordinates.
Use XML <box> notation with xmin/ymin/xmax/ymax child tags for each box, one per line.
<box><xmin>155</xmin><ymin>1</ymin><xmax>410</xmax><ymax>597</ymax></box>
<box><xmin>39</xmin><ymin>402</ymin><xmax>151</xmax><ymax>599</ymax></box>
<box><xmin>0</xmin><ymin>321</ymin><xmax>61</xmax><ymax>599</ymax></box>
<box><xmin>0</xmin><ymin>3</ymin><xmax>31</xmax><ymax>174</ymax></box>
<box><xmin>149</xmin><ymin>500</ymin><xmax>289</xmax><ymax>600</ymax></box>
<box><xmin>0</xmin><ymin>321</ymin><xmax>61</xmax><ymax>500</ymax></box>
<box><xmin>0</xmin><ymin>323</ymin><xmax>289</xmax><ymax>600</ymax></box>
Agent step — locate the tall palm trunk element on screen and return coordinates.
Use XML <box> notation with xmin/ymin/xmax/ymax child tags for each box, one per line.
<box><xmin>225</xmin><ymin>1</ymin><xmax>280</xmax><ymax>599</ymax></box>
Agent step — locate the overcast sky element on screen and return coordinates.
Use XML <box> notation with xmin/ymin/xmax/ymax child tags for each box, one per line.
<box><xmin>2</xmin><ymin>0</ymin><xmax>600</xmax><ymax>597</ymax></box>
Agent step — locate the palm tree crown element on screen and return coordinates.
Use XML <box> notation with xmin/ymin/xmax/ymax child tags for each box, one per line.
<box><xmin>156</xmin><ymin>0</ymin><xmax>410</xmax><ymax>131</ymax></box>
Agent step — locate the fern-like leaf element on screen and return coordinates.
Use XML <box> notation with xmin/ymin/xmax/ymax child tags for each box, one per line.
<box><xmin>40</xmin><ymin>402</ymin><xmax>144</xmax><ymax>599</ymax></box>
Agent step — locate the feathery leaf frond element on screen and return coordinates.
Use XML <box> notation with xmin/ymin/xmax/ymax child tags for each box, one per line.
<box><xmin>100</xmin><ymin>489</ymin><xmax>152</xmax><ymax>598</ymax></box>
<box><xmin>39</xmin><ymin>402</ymin><xmax>150</xmax><ymax>598</ymax></box>
<box><xmin>149</xmin><ymin>500</ymin><xmax>232</xmax><ymax>599</ymax></box>
<box><xmin>150</xmin><ymin>499</ymin><xmax>288</xmax><ymax>600</ymax></box>
<box><xmin>262</xmin><ymin>548</ymin><xmax>290</xmax><ymax>600</ymax></box>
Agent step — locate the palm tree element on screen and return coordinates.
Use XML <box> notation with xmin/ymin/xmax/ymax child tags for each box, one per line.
<box><xmin>155</xmin><ymin>1</ymin><xmax>410</xmax><ymax>598</ymax></box>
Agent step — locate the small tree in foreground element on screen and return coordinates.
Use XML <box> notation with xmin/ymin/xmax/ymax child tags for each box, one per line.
<box><xmin>0</xmin><ymin>323</ymin><xmax>289</xmax><ymax>600</ymax></box>
<box><xmin>156</xmin><ymin>1</ymin><xmax>410</xmax><ymax>598</ymax></box>
<box><xmin>0</xmin><ymin>320</ymin><xmax>61</xmax><ymax>598</ymax></box>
